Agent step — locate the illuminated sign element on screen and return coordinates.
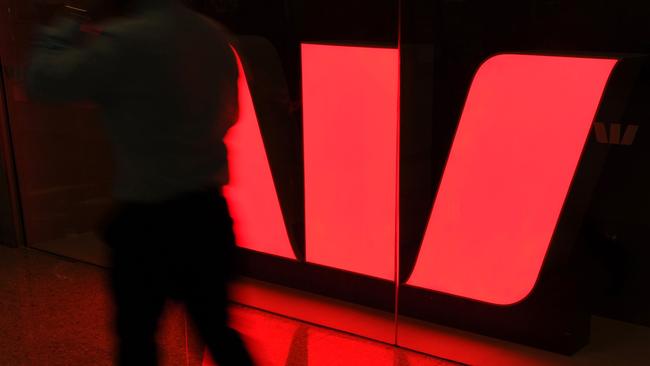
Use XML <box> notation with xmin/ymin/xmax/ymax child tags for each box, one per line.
<box><xmin>223</xmin><ymin>45</ymin><xmax>617</xmax><ymax>304</ymax></box>
<box><xmin>407</xmin><ymin>55</ymin><xmax>617</xmax><ymax>304</ymax></box>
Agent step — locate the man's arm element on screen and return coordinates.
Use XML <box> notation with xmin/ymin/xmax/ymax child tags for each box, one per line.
<box><xmin>25</xmin><ymin>17</ymin><xmax>121</xmax><ymax>102</ymax></box>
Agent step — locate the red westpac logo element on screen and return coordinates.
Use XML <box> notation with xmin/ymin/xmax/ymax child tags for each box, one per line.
<box><xmin>593</xmin><ymin>122</ymin><xmax>639</xmax><ymax>145</ymax></box>
<box><xmin>223</xmin><ymin>44</ymin><xmax>618</xmax><ymax>305</ymax></box>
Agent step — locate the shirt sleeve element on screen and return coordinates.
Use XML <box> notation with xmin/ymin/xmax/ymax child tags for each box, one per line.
<box><xmin>25</xmin><ymin>17</ymin><xmax>121</xmax><ymax>102</ymax></box>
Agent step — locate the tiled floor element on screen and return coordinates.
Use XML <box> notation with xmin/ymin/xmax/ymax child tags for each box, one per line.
<box><xmin>0</xmin><ymin>245</ymin><xmax>457</xmax><ymax>366</ymax></box>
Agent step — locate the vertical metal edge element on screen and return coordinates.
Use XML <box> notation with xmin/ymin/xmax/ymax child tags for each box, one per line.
<box><xmin>0</xmin><ymin>1</ymin><xmax>26</xmax><ymax>247</ymax></box>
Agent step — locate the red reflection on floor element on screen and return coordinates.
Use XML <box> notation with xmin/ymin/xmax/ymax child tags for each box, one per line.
<box><xmin>202</xmin><ymin>309</ymin><xmax>300</xmax><ymax>366</ymax></box>
<box><xmin>222</xmin><ymin>48</ymin><xmax>296</xmax><ymax>259</ymax></box>
<box><xmin>306</xmin><ymin>326</ymin><xmax>395</xmax><ymax>366</ymax></box>
<box><xmin>302</xmin><ymin>44</ymin><xmax>399</xmax><ymax>280</ymax></box>
<box><xmin>202</xmin><ymin>305</ymin><xmax>454</xmax><ymax>366</ymax></box>
<box><xmin>407</xmin><ymin>54</ymin><xmax>617</xmax><ymax>304</ymax></box>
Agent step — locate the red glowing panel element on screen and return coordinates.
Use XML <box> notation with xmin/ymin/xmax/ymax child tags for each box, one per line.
<box><xmin>302</xmin><ymin>44</ymin><xmax>399</xmax><ymax>280</ymax></box>
<box><xmin>222</xmin><ymin>48</ymin><xmax>295</xmax><ymax>259</ymax></box>
<box><xmin>407</xmin><ymin>54</ymin><xmax>617</xmax><ymax>304</ymax></box>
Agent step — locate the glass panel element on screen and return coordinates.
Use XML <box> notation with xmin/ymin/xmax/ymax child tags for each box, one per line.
<box><xmin>6</xmin><ymin>0</ymin><xmax>113</xmax><ymax>265</ymax></box>
<box><xmin>212</xmin><ymin>0</ymin><xmax>400</xmax><ymax>347</ymax></box>
<box><xmin>3</xmin><ymin>1</ymin><xmax>185</xmax><ymax>362</ymax></box>
<box><xmin>5</xmin><ymin>1</ymin><xmax>402</xmax><ymax>363</ymax></box>
<box><xmin>397</xmin><ymin>1</ymin><xmax>650</xmax><ymax>363</ymax></box>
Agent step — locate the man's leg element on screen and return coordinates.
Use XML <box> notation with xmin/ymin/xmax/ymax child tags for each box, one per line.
<box><xmin>181</xmin><ymin>193</ymin><xmax>254</xmax><ymax>366</ymax></box>
<box><xmin>107</xmin><ymin>208</ymin><xmax>167</xmax><ymax>366</ymax></box>
<box><xmin>184</xmin><ymin>276</ymin><xmax>254</xmax><ymax>366</ymax></box>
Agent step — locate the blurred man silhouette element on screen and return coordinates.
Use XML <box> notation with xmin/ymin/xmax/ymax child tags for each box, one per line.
<box><xmin>26</xmin><ymin>0</ymin><xmax>254</xmax><ymax>365</ymax></box>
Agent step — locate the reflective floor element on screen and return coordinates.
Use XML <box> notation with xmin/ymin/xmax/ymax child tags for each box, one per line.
<box><xmin>4</xmin><ymin>243</ymin><xmax>650</xmax><ymax>366</ymax></box>
<box><xmin>0</xmin><ymin>245</ymin><xmax>456</xmax><ymax>366</ymax></box>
